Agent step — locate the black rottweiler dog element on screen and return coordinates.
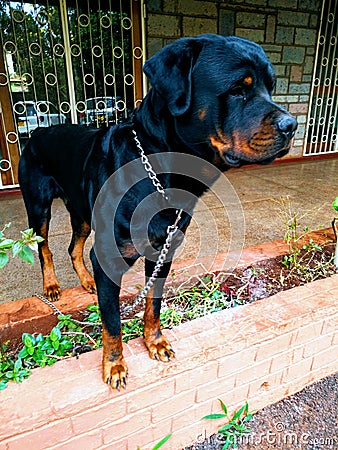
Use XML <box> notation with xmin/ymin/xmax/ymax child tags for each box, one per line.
<box><xmin>19</xmin><ymin>34</ymin><xmax>297</xmax><ymax>389</ymax></box>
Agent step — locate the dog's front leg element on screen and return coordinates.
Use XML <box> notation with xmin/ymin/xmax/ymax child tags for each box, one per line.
<box><xmin>91</xmin><ymin>250</ymin><xmax>128</xmax><ymax>390</ymax></box>
<box><xmin>143</xmin><ymin>259</ymin><xmax>175</xmax><ymax>362</ymax></box>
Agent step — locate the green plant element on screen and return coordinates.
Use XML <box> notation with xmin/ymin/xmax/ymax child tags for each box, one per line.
<box><xmin>122</xmin><ymin>317</ymin><xmax>144</xmax><ymax>342</ymax></box>
<box><xmin>18</xmin><ymin>327</ymin><xmax>73</xmax><ymax>367</ymax></box>
<box><xmin>203</xmin><ymin>400</ymin><xmax>254</xmax><ymax>449</ymax></box>
<box><xmin>0</xmin><ymin>223</ymin><xmax>43</xmax><ymax>268</ymax></box>
<box><xmin>0</xmin><ymin>342</ymin><xmax>31</xmax><ymax>390</ymax></box>
<box><xmin>137</xmin><ymin>434</ymin><xmax>172</xmax><ymax>450</ymax></box>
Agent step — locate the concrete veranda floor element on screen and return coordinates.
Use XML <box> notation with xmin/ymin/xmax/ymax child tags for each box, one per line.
<box><xmin>1</xmin><ymin>157</ymin><xmax>338</xmax><ymax>304</ymax></box>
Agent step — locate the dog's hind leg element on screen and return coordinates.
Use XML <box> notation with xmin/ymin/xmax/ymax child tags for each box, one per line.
<box><xmin>19</xmin><ymin>166</ymin><xmax>61</xmax><ymax>300</ymax></box>
<box><xmin>68</xmin><ymin>214</ymin><xmax>96</xmax><ymax>294</ymax></box>
<box><xmin>143</xmin><ymin>259</ymin><xmax>175</xmax><ymax>362</ymax></box>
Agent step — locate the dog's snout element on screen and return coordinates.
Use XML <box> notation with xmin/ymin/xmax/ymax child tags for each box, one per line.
<box><xmin>277</xmin><ymin>115</ymin><xmax>298</xmax><ymax>138</ymax></box>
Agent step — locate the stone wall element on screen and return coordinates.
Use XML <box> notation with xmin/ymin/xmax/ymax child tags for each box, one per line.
<box><xmin>145</xmin><ymin>0</ymin><xmax>322</xmax><ymax>158</ymax></box>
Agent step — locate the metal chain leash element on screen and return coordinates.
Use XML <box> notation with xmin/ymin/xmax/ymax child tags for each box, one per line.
<box><xmin>132</xmin><ymin>129</ymin><xmax>169</xmax><ymax>201</ymax></box>
<box><xmin>122</xmin><ymin>207</ymin><xmax>182</xmax><ymax>315</ymax></box>
<box><xmin>34</xmin><ymin>292</ymin><xmax>100</xmax><ymax>325</ymax></box>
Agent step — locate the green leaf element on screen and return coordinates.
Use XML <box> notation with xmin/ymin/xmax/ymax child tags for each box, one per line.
<box><xmin>203</xmin><ymin>413</ymin><xmax>226</xmax><ymax>420</ymax></box>
<box><xmin>151</xmin><ymin>434</ymin><xmax>172</xmax><ymax>449</ymax></box>
<box><xmin>0</xmin><ymin>252</ymin><xmax>9</xmax><ymax>269</ymax></box>
<box><xmin>232</xmin><ymin>403</ymin><xmax>246</xmax><ymax>421</ymax></box>
<box><xmin>0</xmin><ymin>238</ymin><xmax>14</xmax><ymax>250</ymax></box>
<box><xmin>27</xmin><ymin>346</ymin><xmax>35</xmax><ymax>356</ymax></box>
<box><xmin>12</xmin><ymin>241</ymin><xmax>23</xmax><ymax>257</ymax></box>
<box><xmin>50</xmin><ymin>327</ymin><xmax>61</xmax><ymax>342</ymax></box>
<box><xmin>14</xmin><ymin>358</ymin><xmax>23</xmax><ymax>370</ymax></box>
<box><xmin>20</xmin><ymin>228</ymin><xmax>34</xmax><ymax>240</ymax></box>
<box><xmin>218</xmin><ymin>423</ymin><xmax>233</xmax><ymax>433</ymax></box>
<box><xmin>23</xmin><ymin>333</ymin><xmax>35</xmax><ymax>348</ymax></box>
<box><xmin>18</xmin><ymin>246</ymin><xmax>34</xmax><ymax>265</ymax></box>
<box><xmin>219</xmin><ymin>398</ymin><xmax>228</xmax><ymax>415</ymax></box>
<box><xmin>0</xmin><ymin>380</ymin><xmax>8</xmax><ymax>390</ymax></box>
<box><xmin>53</xmin><ymin>341</ymin><xmax>60</xmax><ymax>350</ymax></box>
<box><xmin>332</xmin><ymin>197</ymin><xmax>338</xmax><ymax>211</ymax></box>
<box><xmin>18</xmin><ymin>347</ymin><xmax>29</xmax><ymax>359</ymax></box>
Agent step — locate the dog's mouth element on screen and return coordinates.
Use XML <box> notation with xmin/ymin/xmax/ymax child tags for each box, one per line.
<box><xmin>222</xmin><ymin>147</ymin><xmax>289</xmax><ymax>168</ymax></box>
<box><xmin>224</xmin><ymin>153</ymin><xmax>242</xmax><ymax>167</ymax></box>
<box><xmin>210</xmin><ymin>134</ymin><xmax>291</xmax><ymax>169</ymax></box>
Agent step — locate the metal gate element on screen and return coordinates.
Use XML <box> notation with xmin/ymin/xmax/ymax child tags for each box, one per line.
<box><xmin>0</xmin><ymin>0</ymin><xmax>144</xmax><ymax>189</ymax></box>
<box><xmin>304</xmin><ymin>0</ymin><xmax>338</xmax><ymax>156</ymax></box>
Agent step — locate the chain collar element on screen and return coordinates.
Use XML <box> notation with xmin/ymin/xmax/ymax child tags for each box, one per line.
<box><xmin>132</xmin><ymin>129</ymin><xmax>169</xmax><ymax>201</ymax></box>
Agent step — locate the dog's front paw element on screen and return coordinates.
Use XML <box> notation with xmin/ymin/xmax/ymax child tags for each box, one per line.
<box><xmin>145</xmin><ymin>333</ymin><xmax>175</xmax><ymax>362</ymax></box>
<box><xmin>102</xmin><ymin>358</ymin><xmax>128</xmax><ymax>390</ymax></box>
<box><xmin>81</xmin><ymin>276</ymin><xmax>97</xmax><ymax>294</ymax></box>
<box><xmin>43</xmin><ymin>283</ymin><xmax>61</xmax><ymax>301</ymax></box>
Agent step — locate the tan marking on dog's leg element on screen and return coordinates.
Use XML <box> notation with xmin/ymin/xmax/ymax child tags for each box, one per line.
<box><xmin>102</xmin><ymin>324</ymin><xmax>128</xmax><ymax>390</ymax></box>
<box><xmin>40</xmin><ymin>223</ymin><xmax>60</xmax><ymax>301</ymax></box>
<box><xmin>70</xmin><ymin>222</ymin><xmax>96</xmax><ymax>293</ymax></box>
<box><xmin>143</xmin><ymin>287</ymin><xmax>175</xmax><ymax>362</ymax></box>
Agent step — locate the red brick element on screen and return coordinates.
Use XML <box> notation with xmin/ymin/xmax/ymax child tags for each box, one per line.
<box><xmin>126</xmin><ymin>417</ymin><xmax>172</xmax><ymax>450</ymax></box>
<box><xmin>218</xmin><ymin>347</ymin><xmax>257</xmax><ymax>376</ymax></box>
<box><xmin>311</xmin><ymin>345</ymin><xmax>338</xmax><ymax>371</ymax></box>
<box><xmin>269</xmin><ymin>342</ymin><xmax>309</xmax><ymax>373</ymax></box>
<box><xmin>247</xmin><ymin>371</ymin><xmax>283</xmax><ymax>398</ymax></box>
<box><xmin>235</xmin><ymin>359</ymin><xmax>271</xmax><ymax>387</ymax></box>
<box><xmin>171</xmin><ymin>399</ymin><xmax>213</xmax><ymax>431</ymax></box>
<box><xmin>282</xmin><ymin>357</ymin><xmax>313</xmax><ymax>383</ymax></box>
<box><xmin>291</xmin><ymin>320</ymin><xmax>323</xmax><ymax>346</ymax></box>
<box><xmin>332</xmin><ymin>332</ymin><xmax>338</xmax><ymax>346</ymax></box>
<box><xmin>126</xmin><ymin>378</ymin><xmax>175</xmax><ymax>413</ymax></box>
<box><xmin>303</xmin><ymin>333</ymin><xmax>334</xmax><ymax>358</ymax></box>
<box><xmin>172</xmin><ymin>314</ymin><xmax>219</xmax><ymax>340</ymax></box>
<box><xmin>195</xmin><ymin>374</ymin><xmax>234</xmax><ymax>403</ymax></box>
<box><xmin>102</xmin><ymin>410</ymin><xmax>152</xmax><ymax>444</ymax></box>
<box><xmin>175</xmin><ymin>362</ymin><xmax>218</xmax><ymax>394</ymax></box>
<box><xmin>255</xmin><ymin>332</ymin><xmax>293</xmax><ymax>362</ymax></box>
<box><xmin>48</xmin><ymin>369</ymin><xmax>112</xmax><ymax>417</ymax></box>
<box><xmin>151</xmin><ymin>389</ymin><xmax>196</xmax><ymax>423</ymax></box>
<box><xmin>0</xmin><ymin>381</ymin><xmax>54</xmax><ymax>440</ymax></box>
<box><xmin>321</xmin><ymin>314</ymin><xmax>338</xmax><ymax>335</ymax></box>
<box><xmin>289</xmin><ymin>103</ymin><xmax>308</xmax><ymax>114</ymax></box>
<box><xmin>48</xmin><ymin>429</ymin><xmax>103</xmax><ymax>449</ymax></box>
<box><xmin>5</xmin><ymin>418</ymin><xmax>73</xmax><ymax>450</ymax></box>
<box><xmin>71</xmin><ymin>398</ymin><xmax>128</xmax><ymax>435</ymax></box>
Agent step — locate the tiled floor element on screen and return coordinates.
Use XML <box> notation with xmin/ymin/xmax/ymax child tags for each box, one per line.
<box><xmin>1</xmin><ymin>157</ymin><xmax>338</xmax><ymax>303</ymax></box>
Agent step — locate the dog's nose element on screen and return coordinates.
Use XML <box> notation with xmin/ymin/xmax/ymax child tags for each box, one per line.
<box><xmin>277</xmin><ymin>115</ymin><xmax>298</xmax><ymax>138</ymax></box>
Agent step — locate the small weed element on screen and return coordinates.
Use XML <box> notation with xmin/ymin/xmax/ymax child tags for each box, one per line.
<box><xmin>164</xmin><ymin>274</ymin><xmax>241</xmax><ymax>326</ymax></box>
<box><xmin>18</xmin><ymin>327</ymin><xmax>73</xmax><ymax>367</ymax></box>
<box><xmin>0</xmin><ymin>346</ymin><xmax>31</xmax><ymax>390</ymax></box>
<box><xmin>137</xmin><ymin>434</ymin><xmax>172</xmax><ymax>449</ymax></box>
<box><xmin>203</xmin><ymin>400</ymin><xmax>254</xmax><ymax>449</ymax></box>
<box><xmin>0</xmin><ymin>223</ymin><xmax>43</xmax><ymax>269</ymax></box>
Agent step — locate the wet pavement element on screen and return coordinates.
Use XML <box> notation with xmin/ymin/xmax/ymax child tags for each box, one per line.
<box><xmin>1</xmin><ymin>158</ymin><xmax>338</xmax><ymax>303</ymax></box>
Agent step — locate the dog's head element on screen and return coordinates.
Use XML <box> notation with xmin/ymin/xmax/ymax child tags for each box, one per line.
<box><xmin>143</xmin><ymin>34</ymin><xmax>297</xmax><ymax>168</ymax></box>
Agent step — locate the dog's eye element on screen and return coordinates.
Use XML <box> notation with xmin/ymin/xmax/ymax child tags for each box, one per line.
<box><xmin>229</xmin><ymin>86</ymin><xmax>245</xmax><ymax>97</ymax></box>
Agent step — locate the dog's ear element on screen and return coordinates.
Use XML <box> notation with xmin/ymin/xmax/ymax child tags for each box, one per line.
<box><xmin>143</xmin><ymin>38</ymin><xmax>203</xmax><ymax>116</ymax></box>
